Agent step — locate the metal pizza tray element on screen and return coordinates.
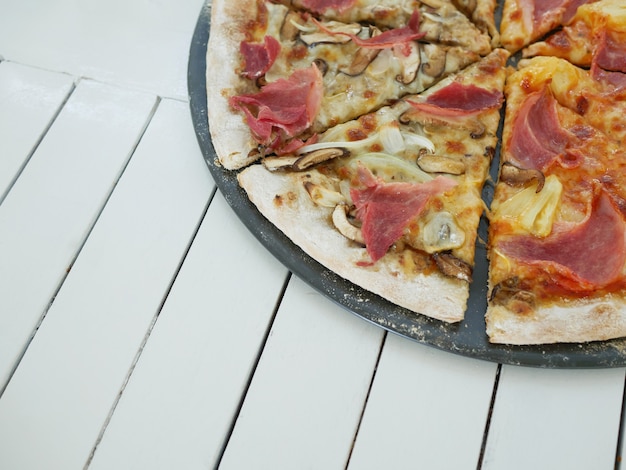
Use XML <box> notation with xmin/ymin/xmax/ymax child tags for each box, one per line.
<box><xmin>187</xmin><ymin>1</ymin><xmax>626</xmax><ymax>368</ymax></box>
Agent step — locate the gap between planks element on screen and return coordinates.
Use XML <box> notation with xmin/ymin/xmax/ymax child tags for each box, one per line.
<box><xmin>0</xmin><ymin>91</ymin><xmax>161</xmax><ymax>400</ymax></box>
<box><xmin>83</xmin><ymin>183</ymin><xmax>219</xmax><ymax>469</ymax></box>
<box><xmin>213</xmin><ymin>271</ymin><xmax>293</xmax><ymax>469</ymax></box>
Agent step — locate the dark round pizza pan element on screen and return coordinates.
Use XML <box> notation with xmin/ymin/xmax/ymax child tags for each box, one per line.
<box><xmin>188</xmin><ymin>1</ymin><xmax>626</xmax><ymax>368</ymax></box>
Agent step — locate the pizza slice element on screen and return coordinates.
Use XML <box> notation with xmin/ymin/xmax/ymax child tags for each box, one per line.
<box><xmin>486</xmin><ymin>56</ymin><xmax>626</xmax><ymax>344</ymax></box>
<box><xmin>271</xmin><ymin>0</ymin><xmax>494</xmax><ymax>52</ymax></box>
<box><xmin>237</xmin><ymin>49</ymin><xmax>508</xmax><ymax>323</ymax></box>
<box><xmin>207</xmin><ymin>0</ymin><xmax>488</xmax><ymax>170</ymax></box>
<box><xmin>500</xmin><ymin>0</ymin><xmax>596</xmax><ymax>52</ymax></box>
<box><xmin>512</xmin><ymin>55</ymin><xmax>626</xmax><ymax>144</ymax></box>
<box><xmin>523</xmin><ymin>0</ymin><xmax>626</xmax><ymax>74</ymax></box>
<box><xmin>452</xmin><ymin>0</ymin><xmax>500</xmax><ymax>47</ymax></box>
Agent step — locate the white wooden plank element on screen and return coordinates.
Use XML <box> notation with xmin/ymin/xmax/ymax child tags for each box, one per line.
<box><xmin>348</xmin><ymin>334</ymin><xmax>497</xmax><ymax>470</ymax></box>
<box><xmin>218</xmin><ymin>276</ymin><xmax>384</xmax><ymax>470</ymax></box>
<box><xmin>0</xmin><ymin>0</ymin><xmax>206</xmax><ymax>99</ymax></box>
<box><xmin>482</xmin><ymin>365</ymin><xmax>625</xmax><ymax>470</ymax></box>
<box><xmin>0</xmin><ymin>61</ymin><xmax>74</xmax><ymax>197</ymax></box>
<box><xmin>0</xmin><ymin>99</ymin><xmax>213</xmax><ymax>470</ymax></box>
<box><xmin>87</xmin><ymin>191</ymin><xmax>288</xmax><ymax>470</ymax></box>
<box><xmin>0</xmin><ymin>79</ymin><xmax>155</xmax><ymax>388</ymax></box>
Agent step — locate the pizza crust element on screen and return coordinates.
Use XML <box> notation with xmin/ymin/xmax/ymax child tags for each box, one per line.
<box><xmin>206</xmin><ymin>0</ymin><xmax>258</xmax><ymax>170</ymax></box>
<box><xmin>486</xmin><ymin>298</ymin><xmax>626</xmax><ymax>345</ymax></box>
<box><xmin>238</xmin><ymin>164</ymin><xmax>470</xmax><ymax>323</ymax></box>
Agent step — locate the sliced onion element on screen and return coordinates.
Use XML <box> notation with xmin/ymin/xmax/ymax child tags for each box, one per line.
<box><xmin>402</xmin><ymin>131</ymin><xmax>435</xmax><ymax>153</ymax></box>
<box><xmin>379</xmin><ymin>123</ymin><xmax>406</xmax><ymax>154</ymax></box>
<box><xmin>348</xmin><ymin>152</ymin><xmax>433</xmax><ymax>183</ymax></box>
<box><xmin>296</xmin><ymin>136</ymin><xmax>377</xmax><ymax>154</ymax></box>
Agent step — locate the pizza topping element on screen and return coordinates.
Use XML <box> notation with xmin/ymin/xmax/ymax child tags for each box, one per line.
<box><xmin>313</xmin><ymin>10</ymin><xmax>425</xmax><ymax>50</ymax></box>
<box><xmin>498</xmin><ymin>188</ymin><xmax>626</xmax><ymax>290</ymax></box>
<box><xmin>433</xmin><ymin>252</ymin><xmax>473</xmax><ymax>282</ymax></box>
<box><xmin>403</xmin><ymin>82</ymin><xmax>503</xmax><ymax>136</ymax></box>
<box><xmin>499</xmin><ymin>162</ymin><xmax>546</xmax><ymax>192</ymax></box>
<box><xmin>507</xmin><ymin>87</ymin><xmax>570</xmax><ymax>171</ymax></box>
<box><xmin>240</xmin><ymin>36</ymin><xmax>281</xmax><ymax>80</ymax></box>
<box><xmin>332</xmin><ymin>204</ymin><xmax>364</xmax><ymax>244</ymax></box>
<box><xmin>493</xmin><ymin>174</ymin><xmax>563</xmax><ymax>237</ymax></box>
<box><xmin>395</xmin><ymin>42</ymin><xmax>421</xmax><ymax>84</ymax></box>
<box><xmin>417</xmin><ymin>154</ymin><xmax>466</xmax><ymax>175</ymax></box>
<box><xmin>595</xmin><ymin>30</ymin><xmax>626</xmax><ymax>73</ymax></box>
<box><xmin>592</xmin><ymin>62</ymin><xmax>626</xmax><ymax>90</ymax></box>
<box><xmin>303</xmin><ymin>181</ymin><xmax>345</xmax><ymax>207</ymax></box>
<box><xmin>292</xmin><ymin>147</ymin><xmax>347</xmax><ymax>170</ymax></box>
<box><xmin>347</xmin><ymin>153</ymin><xmax>433</xmax><ymax>184</ymax></box>
<box><xmin>296</xmin><ymin>120</ymin><xmax>435</xmax><ymax>160</ymax></box>
<box><xmin>297</xmin><ymin>0</ymin><xmax>356</xmax><ymax>14</ymax></box>
<box><xmin>351</xmin><ymin>165</ymin><xmax>457</xmax><ymax>262</ymax></box>
<box><xmin>423</xmin><ymin>82</ymin><xmax>504</xmax><ymax>111</ymax></box>
<box><xmin>420</xmin><ymin>45</ymin><xmax>448</xmax><ymax>78</ymax></box>
<box><xmin>229</xmin><ymin>65</ymin><xmax>324</xmax><ymax>151</ymax></box>
<box><xmin>421</xmin><ymin>212</ymin><xmax>466</xmax><ymax>253</ymax></box>
<box><xmin>299</xmin><ymin>21</ymin><xmax>361</xmax><ymax>46</ymax></box>
<box><xmin>489</xmin><ymin>277</ymin><xmax>536</xmax><ymax>312</ymax></box>
<box><xmin>338</xmin><ymin>39</ymin><xmax>382</xmax><ymax>76</ymax></box>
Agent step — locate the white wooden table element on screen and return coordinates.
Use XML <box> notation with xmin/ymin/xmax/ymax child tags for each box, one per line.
<box><xmin>0</xmin><ymin>1</ymin><xmax>625</xmax><ymax>469</ymax></box>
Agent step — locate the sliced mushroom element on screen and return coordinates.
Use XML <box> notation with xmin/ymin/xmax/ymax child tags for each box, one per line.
<box><xmin>262</xmin><ymin>155</ymin><xmax>300</xmax><ymax>171</ymax></box>
<box><xmin>312</xmin><ymin>58</ymin><xmax>329</xmax><ymax>76</ymax></box>
<box><xmin>500</xmin><ymin>162</ymin><xmax>546</xmax><ymax>192</ymax></box>
<box><xmin>340</xmin><ymin>47</ymin><xmax>381</xmax><ymax>76</ymax></box>
<box><xmin>400</xmin><ymin>109</ymin><xmax>485</xmax><ymax>138</ymax></box>
<box><xmin>395</xmin><ymin>41</ymin><xmax>421</xmax><ymax>84</ymax></box>
<box><xmin>421</xmin><ymin>212</ymin><xmax>466</xmax><ymax>252</ymax></box>
<box><xmin>281</xmin><ymin>10</ymin><xmax>303</xmax><ymax>41</ymax></box>
<box><xmin>303</xmin><ymin>182</ymin><xmax>345</xmax><ymax>208</ymax></box>
<box><xmin>417</xmin><ymin>155</ymin><xmax>466</xmax><ymax>175</ymax></box>
<box><xmin>332</xmin><ymin>204</ymin><xmax>365</xmax><ymax>245</ymax></box>
<box><xmin>338</xmin><ymin>27</ymin><xmax>382</xmax><ymax>76</ymax></box>
<box><xmin>421</xmin><ymin>45</ymin><xmax>447</xmax><ymax>78</ymax></box>
<box><xmin>433</xmin><ymin>251</ymin><xmax>472</xmax><ymax>282</ymax></box>
<box><xmin>293</xmin><ymin>147</ymin><xmax>347</xmax><ymax>170</ymax></box>
<box><xmin>490</xmin><ymin>277</ymin><xmax>536</xmax><ymax>313</ymax></box>
<box><xmin>299</xmin><ymin>22</ymin><xmax>361</xmax><ymax>47</ymax></box>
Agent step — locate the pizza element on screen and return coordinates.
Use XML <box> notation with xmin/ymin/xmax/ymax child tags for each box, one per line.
<box><xmin>205</xmin><ymin>0</ymin><xmax>626</xmax><ymax>345</ymax></box>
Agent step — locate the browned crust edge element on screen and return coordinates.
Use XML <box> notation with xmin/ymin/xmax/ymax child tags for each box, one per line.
<box><xmin>238</xmin><ymin>164</ymin><xmax>469</xmax><ymax>323</ymax></box>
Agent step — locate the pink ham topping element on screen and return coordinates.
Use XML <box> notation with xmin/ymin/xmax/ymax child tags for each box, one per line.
<box><xmin>240</xmin><ymin>36</ymin><xmax>281</xmax><ymax>80</ymax></box>
<box><xmin>499</xmin><ymin>189</ymin><xmax>626</xmax><ymax>290</ymax></box>
<box><xmin>527</xmin><ymin>0</ymin><xmax>593</xmax><ymax>31</ymax></box>
<box><xmin>592</xmin><ymin>62</ymin><xmax>626</xmax><ymax>91</ymax></box>
<box><xmin>314</xmin><ymin>10</ymin><xmax>425</xmax><ymax>50</ymax></box>
<box><xmin>407</xmin><ymin>82</ymin><xmax>503</xmax><ymax>119</ymax></box>
<box><xmin>595</xmin><ymin>30</ymin><xmax>626</xmax><ymax>74</ymax></box>
<box><xmin>425</xmin><ymin>82</ymin><xmax>503</xmax><ymax>111</ymax></box>
<box><xmin>229</xmin><ymin>65</ymin><xmax>323</xmax><ymax>150</ymax></box>
<box><xmin>351</xmin><ymin>166</ymin><xmax>458</xmax><ymax>262</ymax></box>
<box><xmin>532</xmin><ymin>0</ymin><xmax>571</xmax><ymax>23</ymax></box>
<box><xmin>507</xmin><ymin>87</ymin><xmax>570</xmax><ymax>171</ymax></box>
<box><xmin>300</xmin><ymin>0</ymin><xmax>356</xmax><ymax>13</ymax></box>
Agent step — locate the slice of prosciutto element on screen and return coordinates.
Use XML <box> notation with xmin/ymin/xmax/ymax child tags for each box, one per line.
<box><xmin>507</xmin><ymin>86</ymin><xmax>571</xmax><ymax>171</ymax></box>
<box><xmin>498</xmin><ymin>188</ymin><xmax>626</xmax><ymax>292</ymax></box>
<box><xmin>240</xmin><ymin>36</ymin><xmax>281</xmax><ymax>80</ymax></box>
<box><xmin>595</xmin><ymin>30</ymin><xmax>626</xmax><ymax>74</ymax></box>
<box><xmin>229</xmin><ymin>65</ymin><xmax>323</xmax><ymax>151</ymax></box>
<box><xmin>406</xmin><ymin>82</ymin><xmax>503</xmax><ymax>120</ymax></box>
<box><xmin>314</xmin><ymin>10</ymin><xmax>425</xmax><ymax>50</ymax></box>
<box><xmin>298</xmin><ymin>0</ymin><xmax>356</xmax><ymax>13</ymax></box>
<box><xmin>351</xmin><ymin>166</ymin><xmax>458</xmax><ymax>262</ymax></box>
<box><xmin>592</xmin><ymin>62</ymin><xmax>626</xmax><ymax>91</ymax></box>
<box><xmin>527</xmin><ymin>0</ymin><xmax>593</xmax><ymax>33</ymax></box>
